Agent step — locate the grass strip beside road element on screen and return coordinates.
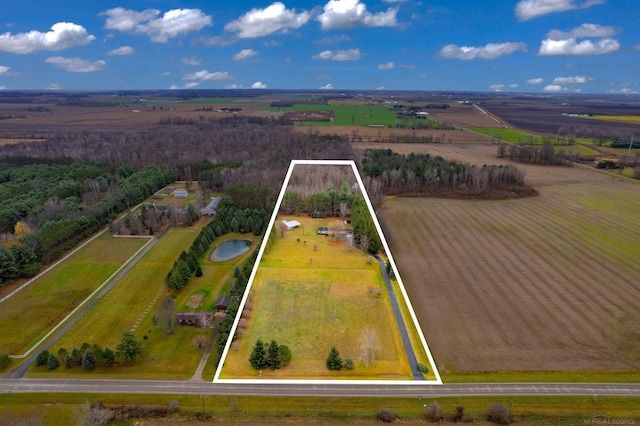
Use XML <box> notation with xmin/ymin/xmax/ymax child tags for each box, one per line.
<box><xmin>0</xmin><ymin>393</ymin><xmax>638</xmax><ymax>424</ymax></box>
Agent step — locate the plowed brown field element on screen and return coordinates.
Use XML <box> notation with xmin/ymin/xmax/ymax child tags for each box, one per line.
<box><xmin>357</xmin><ymin>143</ymin><xmax>640</xmax><ymax>372</ymax></box>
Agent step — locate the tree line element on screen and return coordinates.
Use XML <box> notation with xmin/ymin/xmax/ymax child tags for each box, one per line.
<box><xmin>0</xmin><ymin>161</ymin><xmax>174</xmax><ymax>286</ymax></box>
<box><xmin>362</xmin><ymin>149</ymin><xmax>531</xmax><ymax>198</ymax></box>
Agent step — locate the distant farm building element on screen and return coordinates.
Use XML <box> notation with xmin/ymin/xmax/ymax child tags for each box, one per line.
<box><xmin>173</xmin><ymin>189</ymin><xmax>188</xmax><ymax>198</ymax></box>
<box><xmin>202</xmin><ymin>197</ymin><xmax>221</xmax><ymax>216</ymax></box>
<box><xmin>317</xmin><ymin>227</ymin><xmax>329</xmax><ymax>235</ymax></box>
<box><xmin>281</xmin><ymin>220</ymin><xmax>301</xmax><ymax>230</ymax></box>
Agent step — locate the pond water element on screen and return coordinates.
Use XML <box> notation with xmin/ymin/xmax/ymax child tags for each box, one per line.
<box><xmin>209</xmin><ymin>239</ymin><xmax>251</xmax><ymax>262</ymax></box>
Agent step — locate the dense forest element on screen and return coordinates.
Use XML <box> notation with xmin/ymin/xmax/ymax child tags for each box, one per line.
<box><xmin>362</xmin><ymin>149</ymin><xmax>535</xmax><ymax>198</ymax></box>
<box><xmin>0</xmin><ymin>160</ymin><xmax>174</xmax><ymax>285</ymax></box>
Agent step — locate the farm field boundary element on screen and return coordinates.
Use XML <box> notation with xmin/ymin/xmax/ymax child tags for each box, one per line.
<box><xmin>215</xmin><ymin>159</ymin><xmax>442</xmax><ymax>385</ymax></box>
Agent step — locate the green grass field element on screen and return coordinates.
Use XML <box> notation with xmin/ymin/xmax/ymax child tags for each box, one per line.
<box><xmin>264</xmin><ymin>104</ymin><xmax>399</xmax><ymax>126</ymax></box>
<box><xmin>31</xmin><ymin>225</ymin><xmax>206</xmax><ymax>379</ymax></box>
<box><xmin>470</xmin><ymin>127</ymin><xmax>545</xmax><ymax>144</ymax></box>
<box><xmin>0</xmin><ymin>231</ymin><xmax>148</xmax><ymax>355</ymax></box>
<box><xmin>220</xmin><ymin>216</ymin><xmax>434</xmax><ymax>380</ymax></box>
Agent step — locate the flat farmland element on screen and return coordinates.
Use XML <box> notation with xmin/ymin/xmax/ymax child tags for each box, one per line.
<box><xmin>293</xmin><ymin>125</ymin><xmax>491</xmax><ymax>143</ymax></box>
<box><xmin>426</xmin><ymin>104</ymin><xmax>505</xmax><ymax>128</ymax></box>
<box><xmin>360</xmin><ymin>143</ymin><xmax>640</xmax><ymax>373</ymax></box>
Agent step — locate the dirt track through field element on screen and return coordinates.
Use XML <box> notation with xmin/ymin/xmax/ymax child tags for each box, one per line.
<box><xmin>358</xmin><ymin>143</ymin><xmax>640</xmax><ymax>372</ymax></box>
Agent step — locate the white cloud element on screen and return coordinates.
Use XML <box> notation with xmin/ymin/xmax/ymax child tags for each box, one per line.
<box><xmin>489</xmin><ymin>83</ymin><xmax>519</xmax><ymax>91</ymax></box>
<box><xmin>225</xmin><ymin>2</ymin><xmax>309</xmax><ymax>38</ymax></box>
<box><xmin>313</xmin><ymin>48</ymin><xmax>362</xmax><ymax>61</ymax></box>
<box><xmin>544</xmin><ymin>84</ymin><xmax>567</xmax><ymax>92</ymax></box>
<box><xmin>161</xmin><ymin>71</ymin><xmax>172</xmax><ymax>76</ymax></box>
<box><xmin>0</xmin><ymin>66</ymin><xmax>9</xmax><ymax>76</ymax></box>
<box><xmin>0</xmin><ymin>85</ymin><xmax>6</xmax><ymax>90</ymax></box>
<box><xmin>45</xmin><ymin>56</ymin><xmax>107</xmax><ymax>73</ymax></box>
<box><xmin>515</xmin><ymin>0</ymin><xmax>605</xmax><ymax>21</ymax></box>
<box><xmin>315</xmin><ymin>34</ymin><xmax>351</xmax><ymax>45</ymax></box>
<box><xmin>539</xmin><ymin>37</ymin><xmax>619</xmax><ymax>55</ymax></box>
<box><xmin>552</xmin><ymin>75</ymin><xmax>589</xmax><ymax>84</ymax></box>
<box><xmin>609</xmin><ymin>88</ymin><xmax>638</xmax><ymax>94</ymax></box>
<box><xmin>438</xmin><ymin>42</ymin><xmax>526</xmax><ymax>60</ymax></box>
<box><xmin>225</xmin><ymin>84</ymin><xmax>244</xmax><ymax>89</ymax></box>
<box><xmin>46</xmin><ymin>83</ymin><xmax>62</xmax><ymax>90</ymax></box>
<box><xmin>170</xmin><ymin>82</ymin><xmax>200</xmax><ymax>89</ymax></box>
<box><xmin>251</xmin><ymin>81</ymin><xmax>267</xmax><ymax>89</ymax></box>
<box><xmin>319</xmin><ymin>83</ymin><xmax>334</xmax><ymax>89</ymax></box>
<box><xmin>0</xmin><ymin>22</ymin><xmax>94</xmax><ymax>54</ymax></box>
<box><xmin>317</xmin><ymin>0</ymin><xmax>398</xmax><ymax>30</ymax></box>
<box><xmin>539</xmin><ymin>23</ymin><xmax>620</xmax><ymax>56</ymax></box>
<box><xmin>233</xmin><ymin>48</ymin><xmax>258</xmax><ymax>61</ymax></box>
<box><xmin>183</xmin><ymin>69</ymin><xmax>233</xmax><ymax>81</ymax></box>
<box><xmin>107</xmin><ymin>46</ymin><xmax>134</xmax><ymax>56</ymax></box>
<box><xmin>181</xmin><ymin>57</ymin><xmax>201</xmax><ymax>66</ymax></box>
<box><xmin>377</xmin><ymin>61</ymin><xmax>394</xmax><ymax>70</ymax></box>
<box><xmin>102</xmin><ymin>7</ymin><xmax>211</xmax><ymax>42</ymax></box>
<box><xmin>527</xmin><ymin>77</ymin><xmax>544</xmax><ymax>84</ymax></box>
<box><xmin>546</xmin><ymin>23</ymin><xmax>617</xmax><ymax>40</ymax></box>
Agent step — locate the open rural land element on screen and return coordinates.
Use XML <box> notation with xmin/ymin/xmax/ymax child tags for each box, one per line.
<box><xmin>0</xmin><ymin>90</ymin><xmax>639</xmax><ymax>424</ymax></box>
<box><xmin>353</xmin><ymin>143</ymin><xmax>640</xmax><ymax>375</ymax></box>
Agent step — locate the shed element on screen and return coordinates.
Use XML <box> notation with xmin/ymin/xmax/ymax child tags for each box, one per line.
<box><xmin>202</xmin><ymin>197</ymin><xmax>221</xmax><ymax>216</ymax></box>
<box><xmin>281</xmin><ymin>220</ymin><xmax>301</xmax><ymax>230</ymax></box>
<box><xmin>214</xmin><ymin>295</ymin><xmax>232</xmax><ymax>312</ymax></box>
<box><xmin>174</xmin><ymin>189</ymin><xmax>188</xmax><ymax>198</ymax></box>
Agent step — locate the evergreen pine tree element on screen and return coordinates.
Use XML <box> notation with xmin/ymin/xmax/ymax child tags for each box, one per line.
<box><xmin>82</xmin><ymin>348</ymin><xmax>96</xmax><ymax>371</ymax></box>
<box><xmin>249</xmin><ymin>339</ymin><xmax>268</xmax><ymax>370</ymax></box>
<box><xmin>47</xmin><ymin>352</ymin><xmax>59</xmax><ymax>370</ymax></box>
<box><xmin>267</xmin><ymin>340</ymin><xmax>281</xmax><ymax>370</ymax></box>
<box><xmin>326</xmin><ymin>346</ymin><xmax>343</xmax><ymax>371</ymax></box>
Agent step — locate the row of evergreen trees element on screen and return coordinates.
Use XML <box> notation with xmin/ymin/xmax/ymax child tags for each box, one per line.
<box><xmin>35</xmin><ymin>332</ymin><xmax>144</xmax><ymax>371</ymax></box>
<box><xmin>164</xmin><ymin>196</ymin><xmax>268</xmax><ymax>292</ymax></box>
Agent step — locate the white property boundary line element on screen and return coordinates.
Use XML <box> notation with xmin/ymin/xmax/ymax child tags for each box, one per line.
<box><xmin>214</xmin><ymin>159</ymin><xmax>442</xmax><ymax>385</ymax></box>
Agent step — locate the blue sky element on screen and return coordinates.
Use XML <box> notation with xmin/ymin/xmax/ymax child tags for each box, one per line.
<box><xmin>0</xmin><ymin>0</ymin><xmax>637</xmax><ymax>93</ymax></box>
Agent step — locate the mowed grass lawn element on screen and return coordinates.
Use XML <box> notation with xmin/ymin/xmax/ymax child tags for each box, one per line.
<box><xmin>33</xmin><ymin>224</ymin><xmax>208</xmax><ymax>379</ymax></box>
<box><xmin>220</xmin><ymin>216</ymin><xmax>417</xmax><ymax>380</ymax></box>
<box><xmin>0</xmin><ymin>231</ymin><xmax>148</xmax><ymax>355</ymax></box>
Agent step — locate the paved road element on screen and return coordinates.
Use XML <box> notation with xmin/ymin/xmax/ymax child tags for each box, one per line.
<box><xmin>1</xmin><ymin>379</ymin><xmax>639</xmax><ymax>397</ymax></box>
<box><xmin>374</xmin><ymin>255</ymin><xmax>424</xmax><ymax>380</ymax></box>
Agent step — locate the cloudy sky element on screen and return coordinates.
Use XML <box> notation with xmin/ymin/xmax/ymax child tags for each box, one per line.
<box><xmin>0</xmin><ymin>0</ymin><xmax>637</xmax><ymax>93</ymax></box>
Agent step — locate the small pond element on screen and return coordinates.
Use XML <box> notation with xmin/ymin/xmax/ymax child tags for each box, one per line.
<box><xmin>209</xmin><ymin>239</ymin><xmax>251</xmax><ymax>262</ymax></box>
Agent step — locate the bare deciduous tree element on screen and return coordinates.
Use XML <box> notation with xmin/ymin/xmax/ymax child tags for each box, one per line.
<box><xmin>359</xmin><ymin>329</ymin><xmax>381</xmax><ymax>366</ymax></box>
<box><xmin>157</xmin><ymin>296</ymin><xmax>177</xmax><ymax>335</ymax></box>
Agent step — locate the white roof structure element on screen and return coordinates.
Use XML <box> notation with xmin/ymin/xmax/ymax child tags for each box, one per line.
<box><xmin>281</xmin><ymin>220</ymin><xmax>301</xmax><ymax>229</ymax></box>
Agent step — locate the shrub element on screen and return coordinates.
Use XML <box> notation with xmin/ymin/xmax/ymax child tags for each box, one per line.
<box><xmin>487</xmin><ymin>403</ymin><xmax>511</xmax><ymax>425</ymax></box>
<box><xmin>344</xmin><ymin>358</ymin><xmax>355</xmax><ymax>370</ymax></box>
<box><xmin>35</xmin><ymin>350</ymin><xmax>50</xmax><ymax>366</ymax></box>
<box><xmin>325</xmin><ymin>346</ymin><xmax>343</xmax><ymax>371</ymax></box>
<box><xmin>425</xmin><ymin>400</ymin><xmax>443</xmax><ymax>421</ymax></box>
<box><xmin>0</xmin><ymin>354</ymin><xmax>11</xmax><ymax>370</ymax></box>
<box><xmin>168</xmin><ymin>400</ymin><xmax>180</xmax><ymax>413</ymax></box>
<box><xmin>418</xmin><ymin>363</ymin><xmax>429</xmax><ymax>374</ymax></box>
<box><xmin>377</xmin><ymin>407</ymin><xmax>397</xmax><ymax>423</ymax></box>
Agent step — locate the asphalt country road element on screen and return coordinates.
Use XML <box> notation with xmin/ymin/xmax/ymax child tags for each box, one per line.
<box><xmin>1</xmin><ymin>379</ymin><xmax>640</xmax><ymax>397</ymax></box>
